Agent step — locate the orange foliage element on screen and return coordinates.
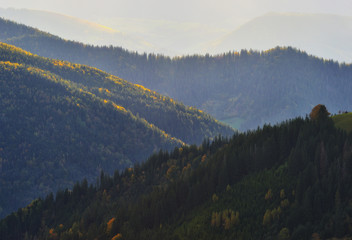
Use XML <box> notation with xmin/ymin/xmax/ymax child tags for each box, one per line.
<box><xmin>309</xmin><ymin>104</ymin><xmax>330</xmax><ymax>121</ymax></box>
<box><xmin>201</xmin><ymin>154</ymin><xmax>207</xmax><ymax>163</ymax></box>
<box><xmin>106</xmin><ymin>217</ymin><xmax>116</xmax><ymax>233</ymax></box>
<box><xmin>49</xmin><ymin>228</ymin><xmax>58</xmax><ymax>239</ymax></box>
<box><xmin>112</xmin><ymin>233</ymin><xmax>122</xmax><ymax>240</ymax></box>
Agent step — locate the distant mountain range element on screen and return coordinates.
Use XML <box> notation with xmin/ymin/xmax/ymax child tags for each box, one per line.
<box><xmin>0</xmin><ymin>42</ymin><xmax>233</xmax><ymax>218</ymax></box>
<box><xmin>0</xmin><ymin>8</ymin><xmax>227</xmax><ymax>56</ymax></box>
<box><xmin>205</xmin><ymin>12</ymin><xmax>352</xmax><ymax>63</ymax></box>
<box><xmin>1</xmin><ymin>17</ymin><xmax>352</xmax><ymax>131</ymax></box>
<box><xmin>2</xmin><ymin>9</ymin><xmax>352</xmax><ymax>63</ymax></box>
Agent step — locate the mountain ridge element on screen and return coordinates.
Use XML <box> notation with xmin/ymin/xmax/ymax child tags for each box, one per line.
<box><xmin>0</xmin><ymin>42</ymin><xmax>233</xmax><ymax>218</ymax></box>
<box><xmin>2</xmin><ymin>17</ymin><xmax>352</xmax><ymax>131</ymax></box>
<box><xmin>205</xmin><ymin>12</ymin><xmax>352</xmax><ymax>63</ymax></box>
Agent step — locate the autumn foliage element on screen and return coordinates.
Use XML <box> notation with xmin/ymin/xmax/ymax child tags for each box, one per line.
<box><xmin>309</xmin><ymin>104</ymin><xmax>330</xmax><ymax>121</ymax></box>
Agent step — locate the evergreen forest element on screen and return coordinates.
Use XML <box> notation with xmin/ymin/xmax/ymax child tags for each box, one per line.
<box><xmin>1</xmin><ymin>108</ymin><xmax>352</xmax><ymax>239</ymax></box>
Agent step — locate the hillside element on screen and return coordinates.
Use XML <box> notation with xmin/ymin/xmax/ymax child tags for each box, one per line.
<box><xmin>333</xmin><ymin>112</ymin><xmax>352</xmax><ymax>133</ymax></box>
<box><xmin>205</xmin><ymin>13</ymin><xmax>352</xmax><ymax>63</ymax></box>
<box><xmin>0</xmin><ymin>43</ymin><xmax>233</xmax><ymax>218</ymax></box>
<box><xmin>1</xmin><ymin>109</ymin><xmax>352</xmax><ymax>239</ymax></box>
<box><xmin>1</xmin><ymin>18</ymin><xmax>352</xmax><ymax>130</ymax></box>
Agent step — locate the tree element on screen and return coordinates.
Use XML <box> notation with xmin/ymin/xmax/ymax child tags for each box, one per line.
<box><xmin>309</xmin><ymin>104</ymin><xmax>330</xmax><ymax>121</ymax></box>
<box><xmin>278</xmin><ymin>227</ymin><xmax>290</xmax><ymax>240</ymax></box>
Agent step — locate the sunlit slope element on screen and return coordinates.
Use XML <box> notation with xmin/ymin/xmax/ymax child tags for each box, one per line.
<box><xmin>0</xmin><ymin>43</ymin><xmax>234</xmax><ymax>144</ymax></box>
<box><xmin>333</xmin><ymin>112</ymin><xmax>352</xmax><ymax>132</ymax></box>
<box><xmin>0</xmin><ymin>60</ymin><xmax>182</xmax><ymax>218</ymax></box>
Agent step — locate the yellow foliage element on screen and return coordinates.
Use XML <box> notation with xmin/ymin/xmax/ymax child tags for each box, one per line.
<box><xmin>263</xmin><ymin>209</ymin><xmax>272</xmax><ymax>226</ymax></box>
<box><xmin>52</xmin><ymin>60</ymin><xmax>65</xmax><ymax>67</ymax></box>
<box><xmin>211</xmin><ymin>209</ymin><xmax>239</xmax><ymax>230</ymax></box>
<box><xmin>212</xmin><ymin>193</ymin><xmax>219</xmax><ymax>203</ymax></box>
<box><xmin>112</xmin><ymin>103</ymin><xmax>126</xmax><ymax>112</ymax></box>
<box><xmin>182</xmin><ymin>163</ymin><xmax>191</xmax><ymax>176</ymax></box>
<box><xmin>134</xmin><ymin>84</ymin><xmax>151</xmax><ymax>92</ymax></box>
<box><xmin>280</xmin><ymin>199</ymin><xmax>290</xmax><ymax>208</ymax></box>
<box><xmin>280</xmin><ymin>189</ymin><xmax>286</xmax><ymax>199</ymax></box>
<box><xmin>1</xmin><ymin>43</ymin><xmax>33</xmax><ymax>56</ymax></box>
<box><xmin>265</xmin><ymin>189</ymin><xmax>273</xmax><ymax>200</ymax></box>
<box><xmin>52</xmin><ymin>59</ymin><xmax>75</xmax><ymax>70</ymax></box>
<box><xmin>211</xmin><ymin>212</ymin><xmax>221</xmax><ymax>227</ymax></box>
<box><xmin>0</xmin><ymin>61</ymin><xmax>22</xmax><ymax>71</ymax></box>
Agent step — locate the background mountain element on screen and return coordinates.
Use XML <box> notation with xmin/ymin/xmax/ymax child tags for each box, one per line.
<box><xmin>204</xmin><ymin>12</ymin><xmax>352</xmax><ymax>63</ymax></box>
<box><xmin>1</xmin><ymin>111</ymin><xmax>352</xmax><ymax>239</ymax></box>
<box><xmin>0</xmin><ymin>8</ymin><xmax>228</xmax><ymax>56</ymax></box>
<box><xmin>0</xmin><ymin>8</ymin><xmax>157</xmax><ymax>53</ymax></box>
<box><xmin>2</xmin><ymin>9</ymin><xmax>352</xmax><ymax>63</ymax></box>
<box><xmin>0</xmin><ymin>42</ymin><xmax>233</xmax><ymax>218</ymax></box>
<box><xmin>2</xmin><ymin>17</ymin><xmax>352</xmax><ymax>130</ymax></box>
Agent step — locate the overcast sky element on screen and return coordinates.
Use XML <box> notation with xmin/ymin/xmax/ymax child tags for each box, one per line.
<box><xmin>1</xmin><ymin>0</ymin><xmax>352</xmax><ymax>27</ymax></box>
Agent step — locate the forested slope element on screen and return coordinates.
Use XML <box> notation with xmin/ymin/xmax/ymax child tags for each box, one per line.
<box><xmin>0</xmin><ymin>43</ymin><xmax>233</xmax><ymax>218</ymax></box>
<box><xmin>1</xmin><ymin>109</ymin><xmax>352</xmax><ymax>239</ymax></box>
<box><xmin>1</xmin><ymin>17</ymin><xmax>352</xmax><ymax>130</ymax></box>
<box><xmin>0</xmin><ymin>43</ymin><xmax>233</xmax><ymax>144</ymax></box>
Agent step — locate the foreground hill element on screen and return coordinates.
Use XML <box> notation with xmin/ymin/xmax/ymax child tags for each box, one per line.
<box><xmin>0</xmin><ymin>43</ymin><xmax>233</xmax><ymax>218</ymax></box>
<box><xmin>1</xmin><ymin>18</ymin><xmax>352</xmax><ymax>130</ymax></box>
<box><xmin>1</xmin><ymin>110</ymin><xmax>351</xmax><ymax>239</ymax></box>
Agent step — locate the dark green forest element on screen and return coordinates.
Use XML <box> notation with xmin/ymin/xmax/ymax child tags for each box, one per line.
<box><xmin>0</xmin><ymin>42</ymin><xmax>233</xmax><ymax>218</ymax></box>
<box><xmin>1</xmin><ymin>17</ymin><xmax>352</xmax><ymax>130</ymax></box>
<box><xmin>1</xmin><ymin>109</ymin><xmax>352</xmax><ymax>240</ymax></box>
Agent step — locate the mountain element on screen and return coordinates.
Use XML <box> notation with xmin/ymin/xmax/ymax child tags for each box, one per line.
<box><xmin>0</xmin><ymin>42</ymin><xmax>233</xmax><ymax>218</ymax></box>
<box><xmin>205</xmin><ymin>12</ymin><xmax>352</xmax><ymax>63</ymax></box>
<box><xmin>0</xmin><ymin>8</ymin><xmax>157</xmax><ymax>53</ymax></box>
<box><xmin>98</xmin><ymin>16</ymin><xmax>229</xmax><ymax>56</ymax></box>
<box><xmin>1</xmin><ymin>109</ymin><xmax>352</xmax><ymax>239</ymax></box>
<box><xmin>1</xmin><ymin>18</ymin><xmax>352</xmax><ymax>131</ymax></box>
<box><xmin>0</xmin><ymin>8</ymin><xmax>228</xmax><ymax>56</ymax></box>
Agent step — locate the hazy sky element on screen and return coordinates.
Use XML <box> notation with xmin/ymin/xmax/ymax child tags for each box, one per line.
<box><xmin>1</xmin><ymin>0</ymin><xmax>352</xmax><ymax>27</ymax></box>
